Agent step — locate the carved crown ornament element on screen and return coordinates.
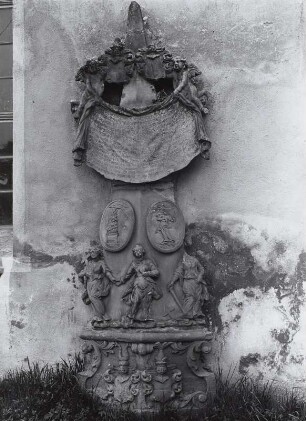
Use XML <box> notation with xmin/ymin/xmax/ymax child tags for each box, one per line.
<box><xmin>71</xmin><ymin>1</ymin><xmax>211</xmax><ymax>183</ymax></box>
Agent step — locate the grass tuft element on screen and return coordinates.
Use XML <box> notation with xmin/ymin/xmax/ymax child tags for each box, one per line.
<box><xmin>0</xmin><ymin>357</ymin><xmax>305</xmax><ymax>420</ymax></box>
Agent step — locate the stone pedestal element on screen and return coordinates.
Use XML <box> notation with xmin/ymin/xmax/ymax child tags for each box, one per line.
<box><xmin>78</xmin><ymin>328</ymin><xmax>215</xmax><ymax>412</ymax></box>
<box><xmin>76</xmin><ymin>178</ymin><xmax>216</xmax><ymax>412</ymax></box>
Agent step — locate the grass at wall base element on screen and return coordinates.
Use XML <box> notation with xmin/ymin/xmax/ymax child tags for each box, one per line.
<box><xmin>0</xmin><ymin>357</ymin><xmax>304</xmax><ymax>421</ymax></box>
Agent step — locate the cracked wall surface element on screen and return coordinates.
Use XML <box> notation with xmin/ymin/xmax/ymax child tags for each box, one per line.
<box><xmin>1</xmin><ymin>0</ymin><xmax>305</xmax><ymax>390</ymax></box>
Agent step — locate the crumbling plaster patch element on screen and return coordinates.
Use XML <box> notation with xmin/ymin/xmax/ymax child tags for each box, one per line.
<box><xmin>184</xmin><ymin>213</ymin><xmax>306</xmax><ymax>388</ymax></box>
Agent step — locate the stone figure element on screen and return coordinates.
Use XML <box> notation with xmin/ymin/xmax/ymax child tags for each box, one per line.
<box><xmin>168</xmin><ymin>252</ymin><xmax>209</xmax><ymax>319</ymax></box>
<box><xmin>154</xmin><ymin>207</ymin><xmax>175</xmax><ymax>246</ymax></box>
<box><xmin>172</xmin><ymin>57</ymin><xmax>211</xmax><ymax>159</ymax></box>
<box><xmin>73</xmin><ymin>60</ymin><xmax>106</xmax><ymax>166</ymax></box>
<box><xmin>79</xmin><ymin>247</ymin><xmax>117</xmax><ymax>323</ymax></box>
<box><xmin>119</xmin><ymin>244</ymin><xmax>162</xmax><ymax>321</ymax></box>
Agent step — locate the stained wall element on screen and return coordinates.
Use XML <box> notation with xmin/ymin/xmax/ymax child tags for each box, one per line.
<box><xmin>3</xmin><ymin>0</ymin><xmax>305</xmax><ymax>390</ymax></box>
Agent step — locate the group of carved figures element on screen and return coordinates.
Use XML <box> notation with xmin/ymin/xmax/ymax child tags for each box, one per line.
<box><xmin>79</xmin><ymin>244</ymin><xmax>209</xmax><ymax>325</ymax></box>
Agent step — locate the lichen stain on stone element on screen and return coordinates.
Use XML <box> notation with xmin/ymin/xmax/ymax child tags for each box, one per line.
<box><xmin>239</xmin><ymin>353</ymin><xmax>261</xmax><ymax>374</ymax></box>
<box><xmin>271</xmin><ymin>328</ymin><xmax>291</xmax><ymax>344</ymax></box>
<box><xmin>270</xmin><ymin>326</ymin><xmax>300</xmax><ymax>365</ymax></box>
<box><xmin>232</xmin><ymin>314</ymin><xmax>241</xmax><ymax>323</ymax></box>
<box><xmin>66</xmin><ymin>272</ymin><xmax>79</xmax><ymax>290</ymax></box>
<box><xmin>273</xmin><ymin>240</ymin><xmax>287</xmax><ymax>256</ymax></box>
<box><xmin>11</xmin><ymin>320</ymin><xmax>26</xmax><ymax>329</ymax></box>
<box><xmin>185</xmin><ymin>221</ymin><xmax>256</xmax><ymax>328</ymax></box>
<box><xmin>290</xmin><ymin>355</ymin><xmax>304</xmax><ymax>365</ymax></box>
<box><xmin>243</xmin><ymin>289</ymin><xmax>256</xmax><ymax>298</ymax></box>
<box><xmin>185</xmin><ymin>222</ymin><xmax>306</xmax><ymax>331</ymax></box>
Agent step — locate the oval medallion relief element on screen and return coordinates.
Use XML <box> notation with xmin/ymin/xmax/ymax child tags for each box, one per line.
<box><xmin>146</xmin><ymin>200</ymin><xmax>185</xmax><ymax>253</ymax></box>
<box><xmin>100</xmin><ymin>200</ymin><xmax>135</xmax><ymax>252</ymax></box>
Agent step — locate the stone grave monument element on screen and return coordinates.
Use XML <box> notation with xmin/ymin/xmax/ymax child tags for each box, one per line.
<box><xmin>70</xmin><ymin>1</ymin><xmax>215</xmax><ymax>412</ymax></box>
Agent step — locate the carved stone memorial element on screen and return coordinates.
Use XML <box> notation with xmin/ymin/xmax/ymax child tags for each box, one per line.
<box><xmin>71</xmin><ymin>1</ymin><xmax>215</xmax><ymax>413</ymax></box>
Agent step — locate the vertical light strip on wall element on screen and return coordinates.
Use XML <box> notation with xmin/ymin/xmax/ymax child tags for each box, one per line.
<box><xmin>0</xmin><ymin>0</ymin><xmax>13</xmax><ymax>225</ymax></box>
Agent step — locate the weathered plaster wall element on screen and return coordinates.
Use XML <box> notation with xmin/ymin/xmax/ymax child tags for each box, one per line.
<box><xmin>13</xmin><ymin>0</ymin><xmax>306</xmax><ymax>253</ymax></box>
<box><xmin>6</xmin><ymin>0</ymin><xmax>305</xmax><ymax>390</ymax></box>
<box><xmin>185</xmin><ymin>216</ymin><xmax>306</xmax><ymax>389</ymax></box>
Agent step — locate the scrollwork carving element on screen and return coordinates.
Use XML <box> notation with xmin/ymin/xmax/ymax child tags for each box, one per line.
<box><xmin>169</xmin><ymin>342</ymin><xmax>190</xmax><ymax>354</ymax></box>
<box><xmin>78</xmin><ymin>341</ymin><xmax>102</xmax><ymax>388</ymax></box>
<box><xmin>186</xmin><ymin>340</ymin><xmax>213</xmax><ymax>378</ymax></box>
<box><xmin>172</xmin><ymin>391</ymin><xmax>208</xmax><ymax>409</ymax></box>
<box><xmin>78</xmin><ymin>335</ymin><xmax>215</xmax><ymax>411</ymax></box>
<box><xmin>98</xmin><ymin>340</ymin><xmax>117</xmax><ymax>356</ymax></box>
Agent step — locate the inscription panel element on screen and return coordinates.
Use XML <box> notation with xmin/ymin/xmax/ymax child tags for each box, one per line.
<box><xmin>86</xmin><ymin>103</ymin><xmax>200</xmax><ymax>183</ymax></box>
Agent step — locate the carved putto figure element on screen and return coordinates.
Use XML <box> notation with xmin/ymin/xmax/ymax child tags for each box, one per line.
<box><xmin>119</xmin><ymin>244</ymin><xmax>162</xmax><ymax>321</ymax></box>
<box><xmin>168</xmin><ymin>252</ymin><xmax>209</xmax><ymax>319</ymax></box>
<box><xmin>172</xmin><ymin>57</ymin><xmax>211</xmax><ymax>159</ymax></box>
<box><xmin>79</xmin><ymin>247</ymin><xmax>117</xmax><ymax>323</ymax></box>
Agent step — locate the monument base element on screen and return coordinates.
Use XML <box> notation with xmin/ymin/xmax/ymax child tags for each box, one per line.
<box><xmin>78</xmin><ymin>327</ymin><xmax>216</xmax><ymax>413</ymax></box>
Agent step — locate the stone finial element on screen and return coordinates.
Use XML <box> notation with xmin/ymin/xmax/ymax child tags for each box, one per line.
<box><xmin>125</xmin><ymin>1</ymin><xmax>150</xmax><ymax>51</ymax></box>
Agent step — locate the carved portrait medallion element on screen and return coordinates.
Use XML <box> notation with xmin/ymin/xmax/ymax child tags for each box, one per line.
<box><xmin>146</xmin><ymin>201</ymin><xmax>185</xmax><ymax>253</ymax></box>
<box><xmin>100</xmin><ymin>200</ymin><xmax>135</xmax><ymax>252</ymax></box>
